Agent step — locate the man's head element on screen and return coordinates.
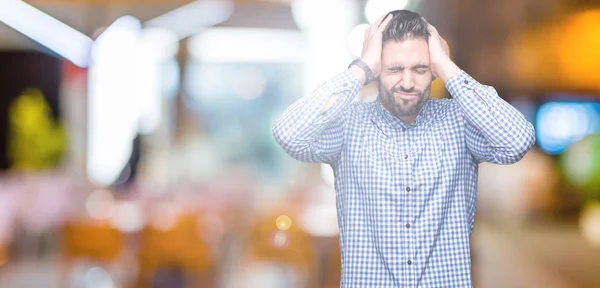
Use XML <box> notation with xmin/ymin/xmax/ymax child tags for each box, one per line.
<box><xmin>378</xmin><ymin>10</ymin><xmax>432</xmax><ymax>123</ymax></box>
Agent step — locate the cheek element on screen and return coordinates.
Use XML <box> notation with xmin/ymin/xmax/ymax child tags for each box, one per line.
<box><xmin>415</xmin><ymin>75</ymin><xmax>433</xmax><ymax>91</ymax></box>
<box><xmin>380</xmin><ymin>74</ymin><xmax>400</xmax><ymax>90</ymax></box>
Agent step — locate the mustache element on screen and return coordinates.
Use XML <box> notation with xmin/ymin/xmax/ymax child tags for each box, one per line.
<box><xmin>391</xmin><ymin>86</ymin><xmax>421</xmax><ymax>95</ymax></box>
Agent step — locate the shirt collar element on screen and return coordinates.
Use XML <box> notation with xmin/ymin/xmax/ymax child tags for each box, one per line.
<box><xmin>375</xmin><ymin>95</ymin><xmax>432</xmax><ymax>129</ymax></box>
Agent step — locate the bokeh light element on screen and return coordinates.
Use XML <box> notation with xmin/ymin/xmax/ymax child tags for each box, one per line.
<box><xmin>109</xmin><ymin>201</ymin><xmax>144</xmax><ymax>233</ymax></box>
<box><xmin>298</xmin><ymin>184</ymin><xmax>339</xmax><ymax>237</ymax></box>
<box><xmin>233</xmin><ymin>67</ymin><xmax>267</xmax><ymax>100</ymax></box>
<box><xmin>149</xmin><ymin>202</ymin><xmax>180</xmax><ymax>231</ymax></box>
<box><xmin>536</xmin><ymin>101</ymin><xmax>600</xmax><ymax>155</ymax></box>
<box><xmin>291</xmin><ymin>0</ymin><xmax>358</xmax><ymax>33</ymax></box>
<box><xmin>347</xmin><ymin>23</ymin><xmax>370</xmax><ymax>57</ymax></box>
<box><xmin>365</xmin><ymin>0</ymin><xmax>409</xmax><ymax>24</ymax></box>
<box><xmin>270</xmin><ymin>230</ymin><xmax>290</xmax><ymax>249</ymax></box>
<box><xmin>275</xmin><ymin>214</ymin><xmax>292</xmax><ymax>231</ymax></box>
<box><xmin>85</xmin><ymin>189</ymin><xmax>115</xmax><ymax>220</ymax></box>
<box><xmin>84</xmin><ymin>266</ymin><xmax>114</xmax><ymax>288</ymax></box>
<box><xmin>562</xmin><ymin>133</ymin><xmax>600</xmax><ymax>200</ymax></box>
<box><xmin>580</xmin><ymin>201</ymin><xmax>600</xmax><ymax>248</ymax></box>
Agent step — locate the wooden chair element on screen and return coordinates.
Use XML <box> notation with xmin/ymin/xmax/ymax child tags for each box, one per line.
<box><xmin>136</xmin><ymin>212</ymin><xmax>215</xmax><ymax>288</ymax></box>
<box><xmin>237</xmin><ymin>210</ymin><xmax>319</xmax><ymax>288</ymax></box>
<box><xmin>60</xmin><ymin>220</ymin><xmax>124</xmax><ymax>287</ymax></box>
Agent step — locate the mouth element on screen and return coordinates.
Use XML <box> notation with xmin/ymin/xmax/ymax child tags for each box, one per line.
<box><xmin>393</xmin><ymin>91</ymin><xmax>419</xmax><ymax>99</ymax></box>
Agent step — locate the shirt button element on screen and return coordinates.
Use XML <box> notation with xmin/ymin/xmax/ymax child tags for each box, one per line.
<box><xmin>406</xmin><ymin>223</ymin><xmax>410</xmax><ymax>228</ymax></box>
<box><xmin>343</xmin><ymin>82</ymin><xmax>348</xmax><ymax>87</ymax></box>
<box><xmin>401</xmin><ymin>127</ymin><xmax>406</xmax><ymax>132</ymax></box>
<box><xmin>404</xmin><ymin>154</ymin><xmax>408</xmax><ymax>159</ymax></box>
<box><xmin>463</xmin><ymin>80</ymin><xmax>469</xmax><ymax>85</ymax></box>
<box><xmin>406</xmin><ymin>187</ymin><xmax>410</xmax><ymax>192</ymax></box>
<box><xmin>407</xmin><ymin>260</ymin><xmax>412</xmax><ymax>265</ymax></box>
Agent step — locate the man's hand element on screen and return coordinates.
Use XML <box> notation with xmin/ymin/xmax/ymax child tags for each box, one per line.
<box><xmin>423</xmin><ymin>19</ymin><xmax>460</xmax><ymax>82</ymax></box>
<box><xmin>360</xmin><ymin>13</ymin><xmax>393</xmax><ymax>78</ymax></box>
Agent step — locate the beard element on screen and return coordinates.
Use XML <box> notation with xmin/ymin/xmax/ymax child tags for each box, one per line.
<box><xmin>379</xmin><ymin>81</ymin><xmax>431</xmax><ymax>120</ymax></box>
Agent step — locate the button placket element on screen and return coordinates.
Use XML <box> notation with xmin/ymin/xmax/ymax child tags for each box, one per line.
<box><xmin>401</xmin><ymin>128</ymin><xmax>415</xmax><ymax>285</ymax></box>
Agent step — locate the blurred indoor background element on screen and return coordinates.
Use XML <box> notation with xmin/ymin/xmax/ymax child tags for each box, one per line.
<box><xmin>0</xmin><ymin>0</ymin><xmax>599</xmax><ymax>287</ymax></box>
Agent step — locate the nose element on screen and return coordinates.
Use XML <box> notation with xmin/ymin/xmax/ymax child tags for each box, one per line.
<box><xmin>399</xmin><ymin>71</ymin><xmax>415</xmax><ymax>90</ymax></box>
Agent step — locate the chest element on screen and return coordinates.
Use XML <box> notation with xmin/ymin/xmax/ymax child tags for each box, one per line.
<box><xmin>343</xmin><ymin>114</ymin><xmax>465</xmax><ymax>191</ymax></box>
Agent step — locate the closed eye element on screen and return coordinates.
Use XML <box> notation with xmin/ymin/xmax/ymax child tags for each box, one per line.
<box><xmin>415</xmin><ymin>68</ymin><xmax>428</xmax><ymax>75</ymax></box>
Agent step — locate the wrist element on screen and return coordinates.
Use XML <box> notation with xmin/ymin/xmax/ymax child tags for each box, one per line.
<box><xmin>436</xmin><ymin>58</ymin><xmax>460</xmax><ymax>82</ymax></box>
<box><xmin>361</xmin><ymin>58</ymin><xmax>377</xmax><ymax>74</ymax></box>
<box><xmin>348</xmin><ymin>65</ymin><xmax>368</xmax><ymax>86</ymax></box>
<box><xmin>348</xmin><ymin>59</ymin><xmax>375</xmax><ymax>85</ymax></box>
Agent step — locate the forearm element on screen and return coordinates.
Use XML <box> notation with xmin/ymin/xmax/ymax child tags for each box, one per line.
<box><xmin>272</xmin><ymin>69</ymin><xmax>363</xmax><ymax>162</ymax></box>
<box><xmin>437</xmin><ymin>58</ymin><xmax>461</xmax><ymax>82</ymax></box>
<box><xmin>446</xmin><ymin>70</ymin><xmax>535</xmax><ymax>163</ymax></box>
<box><xmin>320</xmin><ymin>65</ymin><xmax>366</xmax><ymax>113</ymax></box>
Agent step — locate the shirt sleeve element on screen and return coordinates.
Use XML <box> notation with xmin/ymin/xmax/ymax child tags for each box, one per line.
<box><xmin>272</xmin><ymin>70</ymin><xmax>363</xmax><ymax>164</ymax></box>
<box><xmin>445</xmin><ymin>70</ymin><xmax>536</xmax><ymax>164</ymax></box>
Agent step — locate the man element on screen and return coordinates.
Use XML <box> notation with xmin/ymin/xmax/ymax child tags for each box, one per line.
<box><xmin>272</xmin><ymin>10</ymin><xmax>535</xmax><ymax>288</ymax></box>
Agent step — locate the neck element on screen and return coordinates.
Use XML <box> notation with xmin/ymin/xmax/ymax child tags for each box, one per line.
<box><xmin>383</xmin><ymin>105</ymin><xmax>417</xmax><ymax>125</ymax></box>
<box><xmin>397</xmin><ymin>115</ymin><xmax>417</xmax><ymax>125</ymax></box>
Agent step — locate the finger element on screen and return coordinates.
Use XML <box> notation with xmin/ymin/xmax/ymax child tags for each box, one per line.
<box><xmin>376</xmin><ymin>13</ymin><xmax>394</xmax><ymax>32</ymax></box>
<box><xmin>377</xmin><ymin>12</ymin><xmax>392</xmax><ymax>28</ymax></box>
<box><xmin>364</xmin><ymin>13</ymin><xmax>392</xmax><ymax>44</ymax></box>
<box><xmin>421</xmin><ymin>16</ymin><xmax>436</xmax><ymax>36</ymax></box>
<box><xmin>374</xmin><ymin>13</ymin><xmax>390</xmax><ymax>27</ymax></box>
<box><xmin>368</xmin><ymin>14</ymin><xmax>388</xmax><ymax>34</ymax></box>
<box><xmin>443</xmin><ymin>39</ymin><xmax>450</xmax><ymax>55</ymax></box>
<box><xmin>426</xmin><ymin>23</ymin><xmax>439</xmax><ymax>38</ymax></box>
<box><xmin>440</xmin><ymin>36</ymin><xmax>448</xmax><ymax>47</ymax></box>
<box><xmin>438</xmin><ymin>37</ymin><xmax>450</xmax><ymax>55</ymax></box>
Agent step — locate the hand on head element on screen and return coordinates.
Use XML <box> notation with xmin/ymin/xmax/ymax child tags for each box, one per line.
<box><xmin>421</xmin><ymin>17</ymin><xmax>451</xmax><ymax>79</ymax></box>
<box><xmin>360</xmin><ymin>13</ymin><xmax>394</xmax><ymax>79</ymax></box>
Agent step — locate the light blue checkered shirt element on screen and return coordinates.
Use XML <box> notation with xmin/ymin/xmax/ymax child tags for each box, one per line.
<box><xmin>272</xmin><ymin>69</ymin><xmax>535</xmax><ymax>287</ymax></box>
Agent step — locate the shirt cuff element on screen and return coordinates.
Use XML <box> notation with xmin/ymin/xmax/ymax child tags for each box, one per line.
<box><xmin>314</xmin><ymin>70</ymin><xmax>363</xmax><ymax>116</ymax></box>
<box><xmin>445</xmin><ymin>70</ymin><xmax>503</xmax><ymax>107</ymax></box>
<box><xmin>445</xmin><ymin>70</ymin><xmax>484</xmax><ymax>93</ymax></box>
<box><xmin>322</xmin><ymin>69</ymin><xmax>363</xmax><ymax>96</ymax></box>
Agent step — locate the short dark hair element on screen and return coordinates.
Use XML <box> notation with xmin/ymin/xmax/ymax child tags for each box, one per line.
<box><xmin>382</xmin><ymin>10</ymin><xmax>429</xmax><ymax>45</ymax></box>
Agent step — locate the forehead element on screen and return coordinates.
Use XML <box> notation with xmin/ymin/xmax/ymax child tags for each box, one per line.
<box><xmin>382</xmin><ymin>38</ymin><xmax>430</xmax><ymax>67</ymax></box>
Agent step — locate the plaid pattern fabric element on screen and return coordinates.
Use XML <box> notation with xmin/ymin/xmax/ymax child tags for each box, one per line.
<box><xmin>272</xmin><ymin>70</ymin><xmax>535</xmax><ymax>288</ymax></box>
